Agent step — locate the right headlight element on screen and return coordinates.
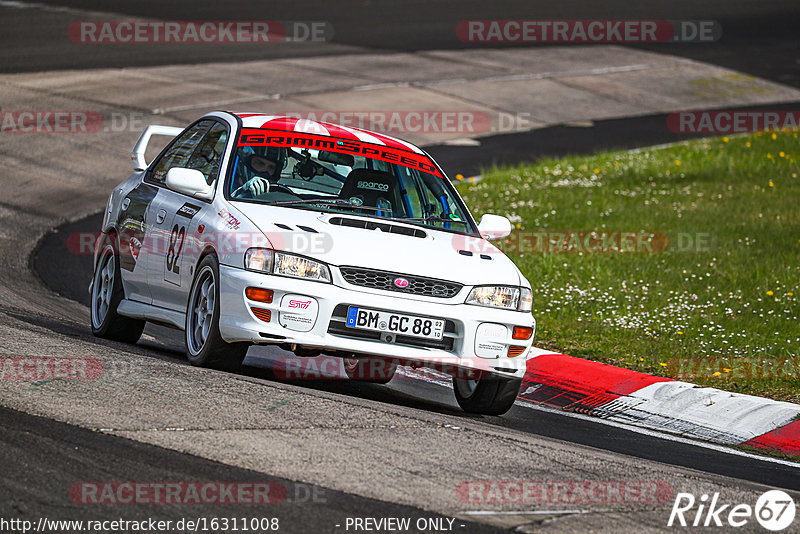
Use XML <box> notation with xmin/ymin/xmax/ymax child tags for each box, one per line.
<box><xmin>244</xmin><ymin>248</ymin><xmax>331</xmax><ymax>283</ymax></box>
<box><xmin>273</xmin><ymin>251</ymin><xmax>331</xmax><ymax>282</ymax></box>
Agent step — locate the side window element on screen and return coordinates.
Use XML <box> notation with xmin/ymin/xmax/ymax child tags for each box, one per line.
<box><xmin>187</xmin><ymin>122</ymin><xmax>228</xmax><ymax>185</ymax></box>
<box><xmin>148</xmin><ymin>120</ymin><xmax>213</xmax><ymax>185</ymax></box>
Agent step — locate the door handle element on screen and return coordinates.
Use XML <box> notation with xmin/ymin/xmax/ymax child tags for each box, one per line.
<box><xmin>121</xmin><ymin>198</ymin><xmax>130</xmax><ymax>211</ymax></box>
<box><xmin>156</xmin><ymin>209</ymin><xmax>167</xmax><ymax>224</ymax></box>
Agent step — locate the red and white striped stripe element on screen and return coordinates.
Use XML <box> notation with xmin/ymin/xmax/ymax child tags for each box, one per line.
<box><xmin>398</xmin><ymin>346</ymin><xmax>800</xmax><ymax>459</ymax></box>
<box><xmin>234</xmin><ymin>113</ymin><xmax>425</xmax><ymax>154</ymax></box>
<box><xmin>520</xmin><ymin>350</ymin><xmax>800</xmax><ymax>458</ymax></box>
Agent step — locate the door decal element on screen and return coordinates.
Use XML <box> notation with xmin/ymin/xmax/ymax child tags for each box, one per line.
<box><xmin>117</xmin><ymin>183</ymin><xmax>159</xmax><ymax>273</ymax></box>
<box><xmin>164</xmin><ymin>202</ymin><xmax>201</xmax><ymax>286</ymax></box>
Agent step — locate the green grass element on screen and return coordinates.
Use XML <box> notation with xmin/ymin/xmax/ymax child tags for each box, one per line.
<box><xmin>457</xmin><ymin>130</ymin><xmax>800</xmax><ymax>402</ymax></box>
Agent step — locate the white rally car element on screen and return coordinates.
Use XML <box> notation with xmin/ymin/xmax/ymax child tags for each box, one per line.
<box><xmin>91</xmin><ymin>112</ymin><xmax>535</xmax><ymax>415</ymax></box>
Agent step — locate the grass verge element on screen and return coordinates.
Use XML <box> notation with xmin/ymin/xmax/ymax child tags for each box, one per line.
<box><xmin>457</xmin><ymin>129</ymin><xmax>799</xmax><ymax>403</ymax></box>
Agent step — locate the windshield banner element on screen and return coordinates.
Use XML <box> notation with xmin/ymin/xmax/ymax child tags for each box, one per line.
<box><xmin>238</xmin><ymin>128</ymin><xmax>443</xmax><ymax>178</ymax></box>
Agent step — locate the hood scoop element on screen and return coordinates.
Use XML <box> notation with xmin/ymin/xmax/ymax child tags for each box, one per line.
<box><xmin>274</xmin><ymin>223</ymin><xmax>318</xmax><ymax>233</ymax></box>
<box><xmin>327</xmin><ymin>216</ymin><xmax>427</xmax><ymax>238</ymax></box>
<box><xmin>458</xmin><ymin>250</ymin><xmax>493</xmax><ymax>260</ymax></box>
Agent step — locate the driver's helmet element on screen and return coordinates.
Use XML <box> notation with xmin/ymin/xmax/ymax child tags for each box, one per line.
<box><xmin>244</xmin><ymin>146</ymin><xmax>285</xmax><ymax>181</ymax></box>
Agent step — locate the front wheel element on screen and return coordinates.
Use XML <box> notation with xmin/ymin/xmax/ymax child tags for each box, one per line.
<box><xmin>90</xmin><ymin>236</ymin><xmax>145</xmax><ymax>343</ymax></box>
<box><xmin>453</xmin><ymin>374</ymin><xmax>522</xmax><ymax>415</ymax></box>
<box><xmin>185</xmin><ymin>255</ymin><xmax>248</xmax><ymax>370</ymax></box>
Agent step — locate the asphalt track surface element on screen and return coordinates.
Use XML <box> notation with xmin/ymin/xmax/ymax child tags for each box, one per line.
<box><xmin>1</xmin><ymin>0</ymin><xmax>799</xmax><ymax>90</ymax></box>
<box><xmin>0</xmin><ymin>405</ymin><xmax>500</xmax><ymax>533</ymax></box>
<box><xmin>5</xmin><ymin>1</ymin><xmax>800</xmax><ymax>531</ymax></box>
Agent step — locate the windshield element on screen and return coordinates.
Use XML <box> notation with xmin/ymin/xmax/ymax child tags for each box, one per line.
<box><xmin>227</xmin><ymin>129</ymin><xmax>477</xmax><ymax>235</ymax></box>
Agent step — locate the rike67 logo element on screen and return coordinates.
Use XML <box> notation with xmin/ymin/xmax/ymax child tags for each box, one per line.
<box><xmin>668</xmin><ymin>490</ymin><xmax>796</xmax><ymax>531</ymax></box>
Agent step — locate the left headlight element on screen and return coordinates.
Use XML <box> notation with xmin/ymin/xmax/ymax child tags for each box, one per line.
<box><xmin>466</xmin><ymin>285</ymin><xmax>532</xmax><ymax>312</ymax></box>
<box><xmin>244</xmin><ymin>248</ymin><xmax>331</xmax><ymax>283</ymax></box>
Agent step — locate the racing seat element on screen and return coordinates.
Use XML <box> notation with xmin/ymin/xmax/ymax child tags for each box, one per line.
<box><xmin>338</xmin><ymin>168</ymin><xmax>405</xmax><ymax>216</ymax></box>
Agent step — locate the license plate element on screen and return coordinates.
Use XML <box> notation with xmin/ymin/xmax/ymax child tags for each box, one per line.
<box><xmin>346</xmin><ymin>307</ymin><xmax>445</xmax><ymax>340</ymax></box>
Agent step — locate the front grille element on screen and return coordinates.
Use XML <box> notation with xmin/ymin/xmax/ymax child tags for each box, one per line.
<box><xmin>327</xmin><ymin>304</ymin><xmax>457</xmax><ymax>351</ymax></box>
<box><xmin>339</xmin><ymin>266</ymin><xmax>463</xmax><ymax>298</ymax></box>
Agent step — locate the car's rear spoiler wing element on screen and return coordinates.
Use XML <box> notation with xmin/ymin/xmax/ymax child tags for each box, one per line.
<box><xmin>131</xmin><ymin>125</ymin><xmax>184</xmax><ymax>171</ymax></box>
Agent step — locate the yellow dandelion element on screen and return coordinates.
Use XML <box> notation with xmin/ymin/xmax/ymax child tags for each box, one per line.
<box><xmin>772</xmin><ymin>132</ymin><xmax>777</xmax><ymax>140</ymax></box>
<box><xmin>468</xmin><ymin>176</ymin><xmax>474</xmax><ymax>182</ymax></box>
<box><xmin>455</xmin><ymin>173</ymin><xmax>464</xmax><ymax>181</ymax></box>
<box><xmin>767</xmin><ymin>153</ymin><xmax>773</xmax><ymax>159</ymax></box>
<box><xmin>766</xmin><ymin>290</ymin><xmax>774</xmax><ymax>296</ymax></box>
<box><xmin>788</xmin><ymin>292</ymin><xmax>794</xmax><ymax>297</ymax></box>
<box><xmin>780</xmin><ymin>152</ymin><xmax>786</xmax><ymax>158</ymax></box>
<box><xmin>713</xmin><ymin>371</ymin><xmax>722</xmax><ymax>377</ymax></box>
<box><xmin>769</xmin><ymin>181</ymin><xmax>774</xmax><ymax>187</ymax></box>
<box><xmin>639</xmin><ymin>357</ymin><xmax>644</xmax><ymax>362</ymax></box>
<box><xmin>722</xmin><ymin>137</ymin><xmax>729</xmax><ymax>143</ymax></box>
<box><xmin>659</xmin><ymin>362</ymin><xmax>668</xmax><ymax>367</ymax></box>
<box><xmin>515</xmin><ymin>223</ymin><xmax>521</xmax><ymax>229</ymax></box>
<box><xmin>677</xmin><ymin>331</ymin><xmax>683</xmax><ymax>335</ymax></box>
<box><xmin>593</xmin><ymin>168</ymin><xmax>600</xmax><ymax>174</ymax></box>
<box><xmin>745</xmin><ymin>142</ymin><xmax>751</xmax><ymax>148</ymax></box>
<box><xmin>723</xmin><ymin>368</ymin><xmax>732</xmax><ymax>373</ymax></box>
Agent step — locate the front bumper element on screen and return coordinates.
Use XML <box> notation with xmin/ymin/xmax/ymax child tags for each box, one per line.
<box><xmin>217</xmin><ymin>264</ymin><xmax>536</xmax><ymax>379</ymax></box>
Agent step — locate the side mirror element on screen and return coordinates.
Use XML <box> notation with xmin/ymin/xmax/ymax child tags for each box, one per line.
<box><xmin>477</xmin><ymin>214</ymin><xmax>512</xmax><ymax>240</ymax></box>
<box><xmin>165</xmin><ymin>168</ymin><xmax>213</xmax><ymax>200</ymax></box>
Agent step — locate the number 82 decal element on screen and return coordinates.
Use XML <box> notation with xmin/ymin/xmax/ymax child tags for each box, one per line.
<box><xmin>166</xmin><ymin>224</ymin><xmax>186</xmax><ymax>274</ymax></box>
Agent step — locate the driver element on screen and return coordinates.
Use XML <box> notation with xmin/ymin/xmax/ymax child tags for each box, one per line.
<box><xmin>232</xmin><ymin>147</ymin><xmax>284</xmax><ymax>197</ymax></box>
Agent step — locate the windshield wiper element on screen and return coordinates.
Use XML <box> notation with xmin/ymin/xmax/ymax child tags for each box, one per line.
<box><xmin>269</xmin><ymin>199</ymin><xmax>385</xmax><ymax>212</ymax></box>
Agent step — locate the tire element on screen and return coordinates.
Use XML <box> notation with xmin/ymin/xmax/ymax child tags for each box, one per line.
<box><xmin>90</xmin><ymin>235</ymin><xmax>145</xmax><ymax>343</ymax></box>
<box><xmin>453</xmin><ymin>373</ymin><xmax>522</xmax><ymax>415</ymax></box>
<box><xmin>185</xmin><ymin>255</ymin><xmax>249</xmax><ymax>370</ymax></box>
<box><xmin>343</xmin><ymin>357</ymin><xmax>397</xmax><ymax>384</ymax></box>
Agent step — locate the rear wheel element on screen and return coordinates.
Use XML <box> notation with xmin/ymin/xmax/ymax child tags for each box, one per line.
<box><xmin>343</xmin><ymin>357</ymin><xmax>397</xmax><ymax>384</ymax></box>
<box><xmin>90</xmin><ymin>236</ymin><xmax>145</xmax><ymax>343</ymax></box>
<box><xmin>453</xmin><ymin>373</ymin><xmax>522</xmax><ymax>415</ymax></box>
<box><xmin>185</xmin><ymin>255</ymin><xmax>248</xmax><ymax>370</ymax></box>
